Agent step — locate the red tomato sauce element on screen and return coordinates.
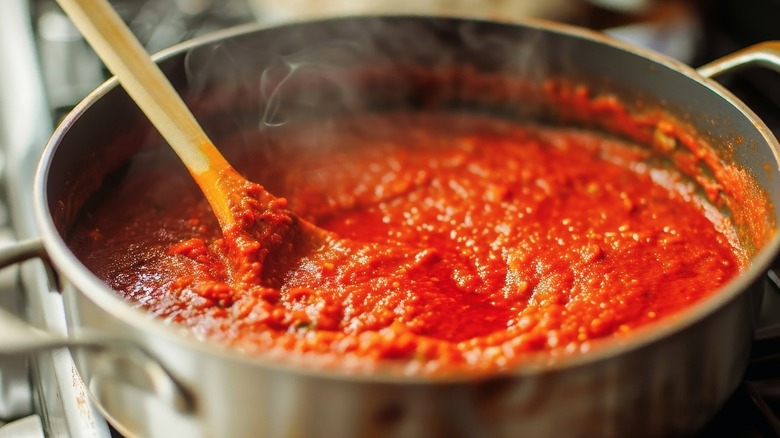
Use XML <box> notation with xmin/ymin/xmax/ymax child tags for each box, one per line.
<box><xmin>68</xmin><ymin>113</ymin><xmax>743</xmax><ymax>372</ymax></box>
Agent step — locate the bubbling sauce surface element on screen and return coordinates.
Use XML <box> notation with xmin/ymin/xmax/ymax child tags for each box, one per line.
<box><xmin>68</xmin><ymin>113</ymin><xmax>742</xmax><ymax>372</ymax></box>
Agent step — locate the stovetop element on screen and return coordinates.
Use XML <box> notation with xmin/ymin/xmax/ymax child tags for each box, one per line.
<box><xmin>1</xmin><ymin>1</ymin><xmax>779</xmax><ymax>437</ymax></box>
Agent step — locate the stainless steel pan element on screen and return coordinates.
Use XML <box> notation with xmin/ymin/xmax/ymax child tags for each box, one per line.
<box><xmin>2</xmin><ymin>16</ymin><xmax>780</xmax><ymax>438</ymax></box>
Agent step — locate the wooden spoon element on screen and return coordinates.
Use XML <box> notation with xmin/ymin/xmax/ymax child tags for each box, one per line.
<box><xmin>55</xmin><ymin>0</ymin><xmax>326</xmax><ymax>277</ymax></box>
<box><xmin>55</xmin><ymin>0</ymin><xmax>257</xmax><ymax>229</ymax></box>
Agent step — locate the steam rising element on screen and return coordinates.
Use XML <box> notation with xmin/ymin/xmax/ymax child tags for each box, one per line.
<box><xmin>179</xmin><ymin>16</ymin><xmax>557</xmax><ymax>145</ymax></box>
<box><xmin>258</xmin><ymin>41</ymin><xmax>364</xmax><ymax>127</ymax></box>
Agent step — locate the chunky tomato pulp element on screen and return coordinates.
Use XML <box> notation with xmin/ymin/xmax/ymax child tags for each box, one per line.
<box><xmin>68</xmin><ymin>113</ymin><xmax>742</xmax><ymax>372</ymax></box>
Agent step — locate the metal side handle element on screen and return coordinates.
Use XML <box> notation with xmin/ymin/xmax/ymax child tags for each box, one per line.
<box><xmin>697</xmin><ymin>41</ymin><xmax>780</xmax><ymax>79</ymax></box>
<box><xmin>0</xmin><ymin>238</ymin><xmax>196</xmax><ymax>416</ymax></box>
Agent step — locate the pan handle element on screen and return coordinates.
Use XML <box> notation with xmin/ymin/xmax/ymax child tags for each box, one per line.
<box><xmin>696</xmin><ymin>41</ymin><xmax>780</xmax><ymax>79</ymax></box>
<box><xmin>0</xmin><ymin>238</ymin><xmax>196</xmax><ymax>415</ymax></box>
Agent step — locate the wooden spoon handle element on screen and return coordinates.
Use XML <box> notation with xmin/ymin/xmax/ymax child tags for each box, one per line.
<box><xmin>55</xmin><ymin>0</ymin><xmax>235</xmax><ymax>225</ymax></box>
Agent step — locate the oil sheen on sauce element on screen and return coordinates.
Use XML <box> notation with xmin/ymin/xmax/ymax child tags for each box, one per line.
<box><xmin>67</xmin><ymin>113</ymin><xmax>742</xmax><ymax>372</ymax></box>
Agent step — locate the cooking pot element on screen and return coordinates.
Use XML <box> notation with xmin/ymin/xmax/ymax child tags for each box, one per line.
<box><xmin>2</xmin><ymin>15</ymin><xmax>780</xmax><ymax>438</ymax></box>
